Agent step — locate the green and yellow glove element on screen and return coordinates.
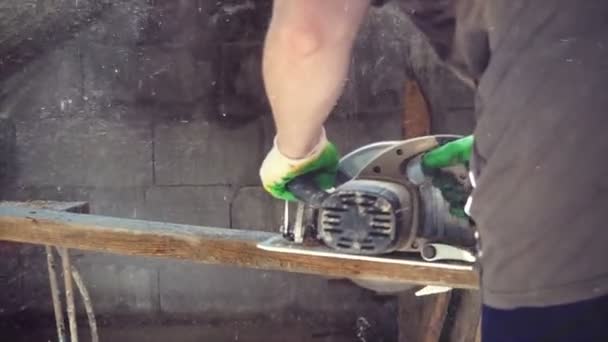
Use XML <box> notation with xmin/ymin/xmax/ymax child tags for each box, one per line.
<box><xmin>421</xmin><ymin>135</ymin><xmax>474</xmax><ymax>217</ymax></box>
<box><xmin>260</xmin><ymin>129</ymin><xmax>339</xmax><ymax>201</ymax></box>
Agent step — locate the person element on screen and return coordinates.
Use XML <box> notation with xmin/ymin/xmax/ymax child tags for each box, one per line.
<box><xmin>259</xmin><ymin>0</ymin><xmax>608</xmax><ymax>341</ymax></box>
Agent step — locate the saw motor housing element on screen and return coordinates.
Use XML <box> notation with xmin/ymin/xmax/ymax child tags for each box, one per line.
<box><xmin>282</xmin><ymin>135</ymin><xmax>477</xmax><ymax>259</ymax></box>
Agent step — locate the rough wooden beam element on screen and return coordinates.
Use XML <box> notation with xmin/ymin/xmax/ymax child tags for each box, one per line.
<box><xmin>445</xmin><ymin>290</ymin><xmax>482</xmax><ymax>342</ymax></box>
<box><xmin>398</xmin><ymin>291</ymin><xmax>453</xmax><ymax>342</ymax></box>
<box><xmin>1</xmin><ymin>201</ymin><xmax>89</xmax><ymax>213</ymax></box>
<box><xmin>0</xmin><ymin>204</ymin><xmax>478</xmax><ymax>288</ymax></box>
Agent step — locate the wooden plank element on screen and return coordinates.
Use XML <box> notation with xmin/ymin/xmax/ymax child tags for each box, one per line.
<box><xmin>398</xmin><ymin>291</ymin><xmax>452</xmax><ymax>342</ymax></box>
<box><xmin>475</xmin><ymin>320</ymin><xmax>482</xmax><ymax>342</ymax></box>
<box><xmin>422</xmin><ymin>292</ymin><xmax>452</xmax><ymax>342</ymax></box>
<box><xmin>0</xmin><ymin>204</ymin><xmax>479</xmax><ymax>288</ymax></box>
<box><xmin>445</xmin><ymin>290</ymin><xmax>482</xmax><ymax>342</ymax></box>
<box><xmin>1</xmin><ymin>201</ymin><xmax>89</xmax><ymax>213</ymax></box>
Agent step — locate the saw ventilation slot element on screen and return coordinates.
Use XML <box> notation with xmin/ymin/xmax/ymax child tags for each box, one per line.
<box><xmin>324</xmin><ymin>207</ymin><xmax>348</xmax><ymax>213</ymax></box>
<box><xmin>366</xmin><ymin>209</ymin><xmax>391</xmax><ymax>216</ymax></box>
<box><xmin>323</xmin><ymin>228</ymin><xmax>344</xmax><ymax>234</ymax></box>
<box><xmin>318</xmin><ymin>182</ymin><xmax>401</xmax><ymax>255</ymax></box>
<box><xmin>372</xmin><ymin>224</ymin><xmax>391</xmax><ymax>231</ymax></box>
<box><xmin>369</xmin><ymin>231</ymin><xmax>391</xmax><ymax>238</ymax></box>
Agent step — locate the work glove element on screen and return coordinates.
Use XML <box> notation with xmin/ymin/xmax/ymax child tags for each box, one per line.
<box><xmin>260</xmin><ymin>129</ymin><xmax>339</xmax><ymax>201</ymax></box>
<box><xmin>421</xmin><ymin>135</ymin><xmax>474</xmax><ymax>217</ymax></box>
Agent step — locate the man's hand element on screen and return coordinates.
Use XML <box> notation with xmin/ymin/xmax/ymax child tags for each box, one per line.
<box><xmin>260</xmin><ymin>130</ymin><xmax>339</xmax><ymax>201</ymax></box>
<box><xmin>421</xmin><ymin>135</ymin><xmax>474</xmax><ymax>216</ymax></box>
<box><xmin>261</xmin><ymin>0</ymin><xmax>369</xmax><ymax>191</ymax></box>
<box><xmin>422</xmin><ymin>135</ymin><xmax>474</xmax><ymax>168</ymax></box>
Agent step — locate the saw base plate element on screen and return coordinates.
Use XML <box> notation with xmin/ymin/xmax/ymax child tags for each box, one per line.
<box><xmin>257</xmin><ymin>236</ymin><xmax>473</xmax><ymax>271</ymax></box>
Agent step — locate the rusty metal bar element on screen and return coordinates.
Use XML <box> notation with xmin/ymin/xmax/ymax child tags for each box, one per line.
<box><xmin>71</xmin><ymin>265</ymin><xmax>98</xmax><ymax>342</ymax></box>
<box><xmin>58</xmin><ymin>247</ymin><xmax>78</xmax><ymax>342</ymax></box>
<box><xmin>45</xmin><ymin>245</ymin><xmax>67</xmax><ymax>342</ymax></box>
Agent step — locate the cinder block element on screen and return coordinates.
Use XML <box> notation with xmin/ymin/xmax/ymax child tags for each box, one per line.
<box><xmin>135</xmin><ymin>46</ymin><xmax>207</xmax><ymax>104</ymax></box>
<box><xmin>15</xmin><ymin>116</ymin><xmax>153</xmax><ymax>188</ymax></box>
<box><xmin>137</xmin><ymin>0</ymin><xmax>214</xmax><ymax>47</ymax></box>
<box><xmin>0</xmin><ymin>118</ymin><xmax>16</xmax><ymax>195</ymax></box>
<box><xmin>330</xmin><ymin>65</ymin><xmax>359</xmax><ymax>120</ymax></box>
<box><xmin>352</xmin><ymin>5</ymin><xmax>411</xmax><ymax>113</ymax></box>
<box><xmin>154</xmin><ymin>118</ymin><xmax>265</xmax><ymax>186</ymax></box>
<box><xmin>218</xmin><ymin>42</ymin><xmax>270</xmax><ymax>123</ymax></box>
<box><xmin>83</xmin><ymin>0</ymin><xmax>149</xmax><ymax>46</ymax></box>
<box><xmin>70</xmin><ymin>252</ymin><xmax>161</xmax><ymax>315</ymax></box>
<box><xmin>325</xmin><ymin>112</ymin><xmax>402</xmax><ymax>156</ymax></box>
<box><xmin>0</xmin><ymin>242</ymin><xmax>20</xmax><ymax>277</ymax></box>
<box><xmin>210</xmin><ymin>0</ymin><xmax>272</xmax><ymax>43</ymax></box>
<box><xmin>81</xmin><ymin>43</ymin><xmax>139</xmax><ymax>105</ymax></box>
<box><xmin>0</xmin><ymin>274</ymin><xmax>21</xmax><ymax>315</ymax></box>
<box><xmin>231</xmin><ymin>186</ymin><xmax>282</xmax><ymax>231</ymax></box>
<box><xmin>1</xmin><ymin>44</ymin><xmax>84</xmax><ymax>123</ymax></box>
<box><xmin>18</xmin><ymin>244</ymin><xmax>54</xmax><ymax>314</ymax></box>
<box><xmin>158</xmin><ymin>262</ymin><xmax>294</xmax><ymax>316</ymax></box>
<box><xmin>87</xmin><ymin>187</ymin><xmax>146</xmax><ymax>219</ymax></box>
<box><xmin>18</xmin><ymin>247</ymin><xmax>162</xmax><ymax>316</ymax></box>
<box><xmin>291</xmin><ymin>275</ymin><xmax>397</xmax><ymax>312</ymax></box>
<box><xmin>0</xmin><ymin>241</ymin><xmax>22</xmax><ymax>314</ymax></box>
<box><xmin>260</xmin><ymin>110</ymin><xmax>402</xmax><ymax>166</ymax></box>
<box><xmin>142</xmin><ymin>186</ymin><xmax>231</xmax><ymax>227</ymax></box>
<box><xmin>292</xmin><ymin>275</ymin><xmax>399</xmax><ymax>338</ymax></box>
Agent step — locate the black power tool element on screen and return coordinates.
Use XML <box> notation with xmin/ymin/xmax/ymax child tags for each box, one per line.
<box><xmin>258</xmin><ymin>135</ymin><xmax>477</xmax><ymax>267</ymax></box>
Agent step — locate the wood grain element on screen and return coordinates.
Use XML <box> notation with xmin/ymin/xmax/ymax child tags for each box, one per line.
<box><xmin>446</xmin><ymin>290</ymin><xmax>482</xmax><ymax>342</ymax></box>
<box><xmin>0</xmin><ymin>204</ymin><xmax>478</xmax><ymax>288</ymax></box>
<box><xmin>398</xmin><ymin>291</ymin><xmax>453</xmax><ymax>342</ymax></box>
<box><xmin>422</xmin><ymin>292</ymin><xmax>453</xmax><ymax>342</ymax></box>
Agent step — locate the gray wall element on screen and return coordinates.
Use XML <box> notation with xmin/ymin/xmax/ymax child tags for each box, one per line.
<box><xmin>0</xmin><ymin>0</ymin><xmax>474</xmax><ymax>340</ymax></box>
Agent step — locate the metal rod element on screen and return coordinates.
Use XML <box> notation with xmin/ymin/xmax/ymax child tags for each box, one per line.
<box><xmin>282</xmin><ymin>200</ymin><xmax>289</xmax><ymax>236</ymax></box>
<box><xmin>45</xmin><ymin>246</ymin><xmax>67</xmax><ymax>342</ymax></box>
<box><xmin>71</xmin><ymin>265</ymin><xmax>98</xmax><ymax>342</ymax></box>
<box><xmin>59</xmin><ymin>247</ymin><xmax>78</xmax><ymax>342</ymax></box>
<box><xmin>293</xmin><ymin>203</ymin><xmax>305</xmax><ymax>243</ymax></box>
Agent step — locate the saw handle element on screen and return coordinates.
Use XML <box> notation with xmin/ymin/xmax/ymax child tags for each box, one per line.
<box><xmin>286</xmin><ymin>175</ymin><xmax>330</xmax><ymax>207</ymax></box>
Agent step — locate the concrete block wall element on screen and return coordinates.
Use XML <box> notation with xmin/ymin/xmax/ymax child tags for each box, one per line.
<box><xmin>0</xmin><ymin>0</ymin><xmax>474</xmax><ymax>337</ymax></box>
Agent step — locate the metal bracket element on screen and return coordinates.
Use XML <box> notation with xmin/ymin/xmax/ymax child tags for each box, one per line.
<box><xmin>421</xmin><ymin>243</ymin><xmax>476</xmax><ymax>263</ymax></box>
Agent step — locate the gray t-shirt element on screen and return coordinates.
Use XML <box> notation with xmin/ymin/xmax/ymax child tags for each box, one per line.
<box><xmin>380</xmin><ymin>0</ymin><xmax>608</xmax><ymax>309</ymax></box>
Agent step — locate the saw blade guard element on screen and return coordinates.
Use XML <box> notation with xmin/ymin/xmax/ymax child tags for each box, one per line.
<box><xmin>285</xmin><ymin>135</ymin><xmax>477</xmax><ymax>257</ymax></box>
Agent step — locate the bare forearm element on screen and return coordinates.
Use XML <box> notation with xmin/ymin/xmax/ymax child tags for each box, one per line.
<box><xmin>263</xmin><ymin>0</ymin><xmax>370</xmax><ymax>158</ymax></box>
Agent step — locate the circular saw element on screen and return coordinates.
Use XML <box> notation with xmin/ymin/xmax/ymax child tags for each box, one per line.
<box><xmin>258</xmin><ymin>135</ymin><xmax>478</xmax><ymax>270</ymax></box>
